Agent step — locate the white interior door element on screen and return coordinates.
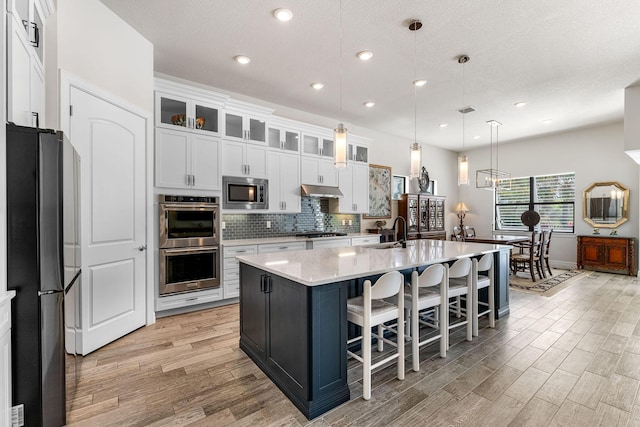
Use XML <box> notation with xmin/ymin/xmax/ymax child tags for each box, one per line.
<box><xmin>69</xmin><ymin>87</ymin><xmax>146</xmax><ymax>355</ymax></box>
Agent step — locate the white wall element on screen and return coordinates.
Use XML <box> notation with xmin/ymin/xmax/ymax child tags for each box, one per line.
<box><xmin>457</xmin><ymin>122</ymin><xmax>639</xmax><ymax>268</ymax></box>
<box><xmin>53</xmin><ymin>0</ymin><xmax>153</xmax><ymax>115</ymax></box>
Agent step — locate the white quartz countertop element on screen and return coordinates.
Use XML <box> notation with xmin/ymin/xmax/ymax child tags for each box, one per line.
<box><xmin>236</xmin><ymin>239</ymin><xmax>508</xmax><ymax>286</ymax></box>
<box><xmin>222</xmin><ymin>233</ymin><xmax>379</xmax><ymax>247</ymax></box>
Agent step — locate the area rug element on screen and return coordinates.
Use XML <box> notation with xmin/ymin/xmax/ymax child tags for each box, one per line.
<box><xmin>509</xmin><ymin>269</ymin><xmax>589</xmax><ymax>296</ymax></box>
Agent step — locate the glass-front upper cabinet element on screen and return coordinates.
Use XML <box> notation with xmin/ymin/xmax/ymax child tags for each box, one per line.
<box><xmin>302</xmin><ymin>133</ymin><xmax>334</xmax><ymax>159</ymax></box>
<box><xmin>348</xmin><ymin>142</ymin><xmax>369</xmax><ymax>163</ymax></box>
<box><xmin>268</xmin><ymin>126</ymin><xmax>299</xmax><ymax>152</ymax></box>
<box><xmin>224</xmin><ymin>112</ymin><xmax>267</xmax><ymax>143</ymax></box>
<box><xmin>155</xmin><ymin>92</ymin><xmax>221</xmax><ymax>135</ymax></box>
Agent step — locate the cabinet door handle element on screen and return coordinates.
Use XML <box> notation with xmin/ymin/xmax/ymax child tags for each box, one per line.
<box><xmin>283</xmin><ymin>201</ymin><xmax>286</xmax><ymax>210</ymax></box>
<box><xmin>192</xmin><ymin>175</ymin><xmax>195</xmax><ymax>186</ymax></box>
<box><xmin>30</xmin><ymin>22</ymin><xmax>39</xmax><ymax>47</ymax></box>
<box><xmin>247</xmin><ymin>165</ymin><xmax>251</xmax><ymax>175</ymax></box>
<box><xmin>260</xmin><ymin>275</ymin><xmax>265</xmax><ymax>292</ymax></box>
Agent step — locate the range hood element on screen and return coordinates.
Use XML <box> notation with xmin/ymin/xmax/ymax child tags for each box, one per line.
<box><xmin>300</xmin><ymin>184</ymin><xmax>343</xmax><ymax>198</ymax></box>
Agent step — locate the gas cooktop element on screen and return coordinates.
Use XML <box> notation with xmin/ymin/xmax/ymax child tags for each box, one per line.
<box><xmin>295</xmin><ymin>232</ymin><xmax>348</xmax><ymax>238</ymax></box>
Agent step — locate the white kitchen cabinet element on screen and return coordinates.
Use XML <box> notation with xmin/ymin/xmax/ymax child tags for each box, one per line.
<box><xmin>307</xmin><ymin>238</ymin><xmax>351</xmax><ymax>249</ymax></box>
<box><xmin>0</xmin><ymin>292</ymin><xmax>15</xmax><ymax>427</ymax></box>
<box><xmin>348</xmin><ymin>139</ymin><xmax>369</xmax><ymax>163</ymax></box>
<box><xmin>221</xmin><ymin>139</ymin><xmax>267</xmax><ymax>178</ymax></box>
<box><xmin>267</xmin><ymin>124</ymin><xmax>300</xmax><ymax>153</ymax></box>
<box><xmin>224</xmin><ymin>111</ymin><xmax>267</xmax><ymax>144</ymax></box>
<box><xmin>258</xmin><ymin>241</ymin><xmax>306</xmax><ymax>254</ymax></box>
<box><xmin>6</xmin><ymin>10</ymin><xmax>45</xmax><ymax>127</ymax></box>
<box><xmin>332</xmin><ymin>163</ymin><xmax>369</xmax><ymax>213</ymax></box>
<box><xmin>223</xmin><ymin>245</ymin><xmax>258</xmax><ymax>299</ymax></box>
<box><xmin>268</xmin><ymin>151</ymin><xmax>301</xmax><ymax>213</ymax></box>
<box><xmin>155</xmin><ymin>91</ymin><xmax>222</xmax><ymax>135</ymax></box>
<box><xmin>155</xmin><ymin>288</ymin><xmax>223</xmax><ymax>312</ymax></box>
<box><xmin>350</xmin><ymin>235</ymin><xmax>380</xmax><ymax>246</ymax></box>
<box><xmin>302</xmin><ymin>132</ymin><xmax>334</xmax><ymax>159</ymax></box>
<box><xmin>301</xmin><ymin>157</ymin><xmax>338</xmax><ymax>187</ymax></box>
<box><xmin>155</xmin><ymin>128</ymin><xmax>221</xmax><ymax>190</ymax></box>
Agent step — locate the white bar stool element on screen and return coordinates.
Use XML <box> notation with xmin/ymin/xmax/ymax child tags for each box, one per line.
<box><xmin>346</xmin><ymin>271</ymin><xmax>405</xmax><ymax>400</ymax></box>
<box><xmin>473</xmin><ymin>254</ymin><xmax>495</xmax><ymax>336</ymax></box>
<box><xmin>406</xmin><ymin>263</ymin><xmax>448</xmax><ymax>372</ymax></box>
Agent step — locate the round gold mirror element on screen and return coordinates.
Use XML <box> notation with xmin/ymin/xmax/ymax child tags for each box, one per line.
<box><xmin>583</xmin><ymin>181</ymin><xmax>629</xmax><ymax>228</ymax></box>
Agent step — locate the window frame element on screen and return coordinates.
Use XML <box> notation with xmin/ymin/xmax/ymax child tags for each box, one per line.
<box><xmin>495</xmin><ymin>173</ymin><xmax>575</xmax><ymax>234</ymax></box>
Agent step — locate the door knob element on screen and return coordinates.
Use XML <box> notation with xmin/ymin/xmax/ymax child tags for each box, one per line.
<box><xmin>137</xmin><ymin>245</ymin><xmax>147</xmax><ymax>252</ymax></box>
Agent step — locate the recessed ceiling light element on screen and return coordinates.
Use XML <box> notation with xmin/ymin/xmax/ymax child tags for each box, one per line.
<box><xmin>363</xmin><ymin>101</ymin><xmax>375</xmax><ymax>108</ymax></box>
<box><xmin>413</xmin><ymin>79</ymin><xmax>427</xmax><ymax>87</ymax></box>
<box><xmin>310</xmin><ymin>82</ymin><xmax>324</xmax><ymax>90</ymax></box>
<box><xmin>439</xmin><ymin>123</ymin><xmax>448</xmax><ymax>128</ymax></box>
<box><xmin>543</xmin><ymin>118</ymin><xmax>553</xmax><ymax>124</ymax></box>
<box><xmin>234</xmin><ymin>55</ymin><xmax>251</xmax><ymax>65</ymax></box>
<box><xmin>273</xmin><ymin>8</ymin><xmax>293</xmax><ymax>22</ymax></box>
<box><xmin>357</xmin><ymin>50</ymin><xmax>373</xmax><ymax>61</ymax></box>
<box><xmin>514</xmin><ymin>101</ymin><xmax>527</xmax><ymax>108</ymax></box>
<box><xmin>473</xmin><ymin>135</ymin><xmax>481</xmax><ymax>139</ymax></box>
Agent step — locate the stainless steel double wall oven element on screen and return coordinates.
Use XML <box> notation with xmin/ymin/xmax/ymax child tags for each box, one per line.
<box><xmin>159</xmin><ymin>195</ymin><xmax>220</xmax><ymax>296</ymax></box>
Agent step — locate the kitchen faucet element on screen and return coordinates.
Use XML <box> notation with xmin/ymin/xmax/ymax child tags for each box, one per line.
<box><xmin>391</xmin><ymin>216</ymin><xmax>407</xmax><ymax>248</ymax></box>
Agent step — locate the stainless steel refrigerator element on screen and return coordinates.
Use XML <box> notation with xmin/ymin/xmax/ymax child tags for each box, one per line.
<box><xmin>6</xmin><ymin>123</ymin><xmax>80</xmax><ymax>427</ymax></box>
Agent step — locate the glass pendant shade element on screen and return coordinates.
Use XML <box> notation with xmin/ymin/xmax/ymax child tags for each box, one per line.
<box><xmin>410</xmin><ymin>143</ymin><xmax>422</xmax><ymax>177</ymax></box>
<box><xmin>458</xmin><ymin>155</ymin><xmax>469</xmax><ymax>185</ymax></box>
<box><xmin>334</xmin><ymin>124</ymin><xmax>347</xmax><ymax>168</ymax></box>
<box><xmin>476</xmin><ymin>120</ymin><xmax>511</xmax><ymax>190</ymax></box>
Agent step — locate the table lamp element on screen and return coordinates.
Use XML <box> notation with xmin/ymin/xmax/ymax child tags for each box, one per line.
<box><xmin>455</xmin><ymin>202</ymin><xmax>469</xmax><ymax>228</ymax></box>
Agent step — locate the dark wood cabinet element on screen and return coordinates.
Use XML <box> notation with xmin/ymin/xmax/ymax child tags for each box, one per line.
<box><xmin>239</xmin><ymin>264</ymin><xmax>350</xmax><ymax>419</ymax></box>
<box><xmin>398</xmin><ymin>193</ymin><xmax>446</xmax><ymax>240</ymax></box>
<box><xmin>577</xmin><ymin>235</ymin><xmax>635</xmax><ymax>275</ymax></box>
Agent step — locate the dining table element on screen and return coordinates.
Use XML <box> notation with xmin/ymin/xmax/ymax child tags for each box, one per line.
<box><xmin>465</xmin><ymin>234</ymin><xmax>531</xmax><ymax>245</ymax></box>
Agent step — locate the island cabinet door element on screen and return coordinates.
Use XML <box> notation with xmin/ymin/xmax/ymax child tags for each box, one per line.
<box><xmin>239</xmin><ymin>265</ymin><xmax>268</xmax><ymax>359</ymax></box>
<box><xmin>267</xmin><ymin>276</ymin><xmax>309</xmax><ymax>396</ymax></box>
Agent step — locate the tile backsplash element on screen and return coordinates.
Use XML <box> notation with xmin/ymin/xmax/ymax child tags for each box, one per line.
<box><xmin>222</xmin><ymin>197</ymin><xmax>361</xmax><ymax>240</ymax></box>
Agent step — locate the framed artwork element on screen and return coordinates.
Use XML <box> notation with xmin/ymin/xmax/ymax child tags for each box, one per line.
<box><xmin>392</xmin><ymin>175</ymin><xmax>407</xmax><ymax>200</ymax></box>
<box><xmin>364</xmin><ymin>164</ymin><xmax>392</xmax><ymax>219</ymax></box>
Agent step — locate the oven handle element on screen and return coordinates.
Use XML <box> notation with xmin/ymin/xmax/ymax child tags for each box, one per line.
<box><xmin>162</xmin><ymin>246</ymin><xmax>219</xmax><ymax>254</ymax></box>
<box><xmin>160</xmin><ymin>203</ymin><xmax>219</xmax><ymax>210</ymax></box>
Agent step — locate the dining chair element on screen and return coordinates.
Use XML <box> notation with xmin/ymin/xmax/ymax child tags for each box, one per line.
<box><xmin>446</xmin><ymin>258</ymin><xmax>473</xmax><ymax>348</ymax></box>
<box><xmin>510</xmin><ymin>230</ymin><xmax>544</xmax><ymax>281</ymax></box>
<box><xmin>405</xmin><ymin>263</ymin><xmax>448</xmax><ymax>371</ymax></box>
<box><xmin>542</xmin><ymin>229</ymin><xmax>553</xmax><ymax>277</ymax></box>
<box><xmin>346</xmin><ymin>271</ymin><xmax>404</xmax><ymax>400</ymax></box>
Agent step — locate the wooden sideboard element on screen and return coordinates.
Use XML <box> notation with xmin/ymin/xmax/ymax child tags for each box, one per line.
<box><xmin>398</xmin><ymin>193</ymin><xmax>446</xmax><ymax>240</ymax></box>
<box><xmin>576</xmin><ymin>235</ymin><xmax>636</xmax><ymax>276</ymax></box>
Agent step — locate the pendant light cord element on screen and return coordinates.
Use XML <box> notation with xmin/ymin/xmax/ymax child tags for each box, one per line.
<box><xmin>339</xmin><ymin>0</ymin><xmax>343</xmax><ymax>123</ymax></box>
<box><xmin>413</xmin><ymin>20</ymin><xmax>417</xmax><ymax>147</ymax></box>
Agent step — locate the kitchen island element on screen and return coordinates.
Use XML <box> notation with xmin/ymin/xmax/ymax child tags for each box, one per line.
<box><xmin>236</xmin><ymin>239</ymin><xmax>511</xmax><ymax>419</ymax></box>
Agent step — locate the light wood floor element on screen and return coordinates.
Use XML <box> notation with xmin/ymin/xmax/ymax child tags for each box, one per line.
<box><xmin>66</xmin><ymin>271</ymin><xmax>640</xmax><ymax>426</ymax></box>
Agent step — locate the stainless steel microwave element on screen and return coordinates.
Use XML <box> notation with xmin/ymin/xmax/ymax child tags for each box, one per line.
<box><xmin>222</xmin><ymin>176</ymin><xmax>269</xmax><ymax>209</ymax></box>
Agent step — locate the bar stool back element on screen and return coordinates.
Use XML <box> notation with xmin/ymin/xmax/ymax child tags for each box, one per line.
<box><xmin>346</xmin><ymin>271</ymin><xmax>405</xmax><ymax>400</ymax></box>
<box><xmin>407</xmin><ymin>263</ymin><xmax>448</xmax><ymax>371</ymax></box>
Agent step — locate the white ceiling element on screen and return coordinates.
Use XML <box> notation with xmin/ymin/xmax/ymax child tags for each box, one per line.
<box><xmin>100</xmin><ymin>0</ymin><xmax>640</xmax><ymax>151</ymax></box>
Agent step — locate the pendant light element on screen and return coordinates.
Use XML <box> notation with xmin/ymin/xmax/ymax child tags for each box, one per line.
<box><xmin>476</xmin><ymin>120</ymin><xmax>511</xmax><ymax>190</ymax></box>
<box><xmin>334</xmin><ymin>0</ymin><xmax>347</xmax><ymax>169</ymax></box>
<box><xmin>409</xmin><ymin>19</ymin><xmax>423</xmax><ymax>178</ymax></box>
<box><xmin>458</xmin><ymin>55</ymin><xmax>470</xmax><ymax>186</ymax></box>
